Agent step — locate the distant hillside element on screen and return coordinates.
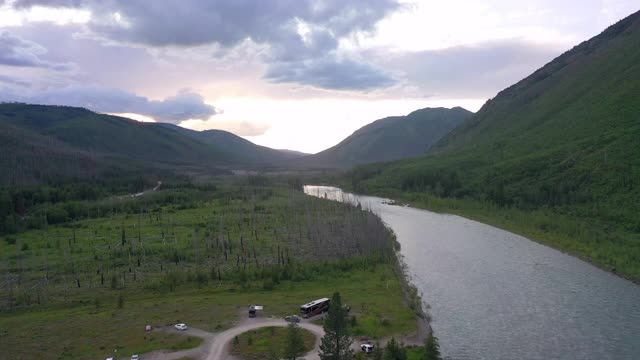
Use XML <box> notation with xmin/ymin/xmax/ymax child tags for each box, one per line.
<box><xmin>160</xmin><ymin>123</ymin><xmax>306</xmax><ymax>165</ymax></box>
<box><xmin>302</xmin><ymin>107</ymin><xmax>472</xmax><ymax>168</ymax></box>
<box><xmin>350</xmin><ymin>10</ymin><xmax>640</xmax><ymax>280</ymax></box>
<box><xmin>0</xmin><ymin>120</ymin><xmax>104</xmax><ymax>185</ymax></box>
<box><xmin>0</xmin><ymin>103</ymin><xmax>298</xmax><ymax>184</ymax></box>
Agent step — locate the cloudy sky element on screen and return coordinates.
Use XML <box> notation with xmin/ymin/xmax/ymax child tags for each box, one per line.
<box><xmin>0</xmin><ymin>0</ymin><xmax>637</xmax><ymax>153</ymax></box>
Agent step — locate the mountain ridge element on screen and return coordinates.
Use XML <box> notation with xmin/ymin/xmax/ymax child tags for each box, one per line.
<box><xmin>349</xmin><ymin>9</ymin><xmax>640</xmax><ymax>280</ymax></box>
<box><xmin>158</xmin><ymin>123</ymin><xmax>306</xmax><ymax>165</ymax></box>
<box><xmin>301</xmin><ymin>106</ymin><xmax>472</xmax><ymax>168</ymax></box>
<box><xmin>0</xmin><ymin>103</ymin><xmax>303</xmax><ymax>184</ymax></box>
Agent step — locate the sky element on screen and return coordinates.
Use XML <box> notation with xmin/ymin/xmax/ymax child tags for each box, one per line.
<box><xmin>0</xmin><ymin>1</ymin><xmax>637</xmax><ymax>153</ymax></box>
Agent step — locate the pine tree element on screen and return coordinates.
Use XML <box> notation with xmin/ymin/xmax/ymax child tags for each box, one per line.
<box><xmin>372</xmin><ymin>342</ymin><xmax>383</xmax><ymax>360</ymax></box>
<box><xmin>319</xmin><ymin>292</ymin><xmax>353</xmax><ymax>360</ymax></box>
<box><xmin>383</xmin><ymin>337</ymin><xmax>407</xmax><ymax>360</ymax></box>
<box><xmin>284</xmin><ymin>323</ymin><xmax>305</xmax><ymax>360</ymax></box>
<box><xmin>423</xmin><ymin>334</ymin><xmax>442</xmax><ymax>360</ymax></box>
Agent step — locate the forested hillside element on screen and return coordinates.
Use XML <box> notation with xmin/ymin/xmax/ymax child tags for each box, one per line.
<box><xmin>0</xmin><ymin>104</ymin><xmax>301</xmax><ymax>185</ymax></box>
<box><xmin>349</xmin><ymin>10</ymin><xmax>640</xmax><ymax>280</ymax></box>
<box><xmin>302</xmin><ymin>107</ymin><xmax>471</xmax><ymax>168</ymax></box>
<box><xmin>160</xmin><ymin>123</ymin><xmax>306</xmax><ymax>165</ymax></box>
<box><xmin>0</xmin><ymin>121</ymin><xmax>102</xmax><ymax>185</ymax></box>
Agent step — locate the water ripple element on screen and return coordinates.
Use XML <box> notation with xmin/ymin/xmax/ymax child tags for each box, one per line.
<box><xmin>305</xmin><ymin>186</ymin><xmax>640</xmax><ymax>360</ymax></box>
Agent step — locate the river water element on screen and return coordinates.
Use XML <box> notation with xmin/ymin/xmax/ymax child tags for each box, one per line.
<box><xmin>304</xmin><ymin>185</ymin><xmax>640</xmax><ymax>360</ymax></box>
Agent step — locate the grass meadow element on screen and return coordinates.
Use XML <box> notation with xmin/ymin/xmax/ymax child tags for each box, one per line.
<box><xmin>0</xmin><ymin>181</ymin><xmax>417</xmax><ymax>359</ymax></box>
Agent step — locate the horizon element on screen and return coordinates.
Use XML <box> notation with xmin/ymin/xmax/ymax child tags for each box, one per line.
<box><xmin>0</xmin><ymin>1</ymin><xmax>638</xmax><ymax>152</ymax></box>
<box><xmin>0</xmin><ymin>100</ymin><xmax>477</xmax><ymax>154</ymax></box>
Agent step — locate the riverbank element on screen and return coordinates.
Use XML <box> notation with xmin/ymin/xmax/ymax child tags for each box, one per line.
<box><xmin>303</xmin><ymin>186</ymin><xmax>433</xmax><ymax>346</ymax></box>
<box><xmin>390</xmin><ymin>232</ymin><xmax>433</xmax><ymax>341</ymax></box>
<box><xmin>306</xmin><ymin>184</ymin><xmax>640</xmax><ymax>359</ymax></box>
<box><xmin>352</xmin><ymin>187</ymin><xmax>640</xmax><ymax>285</ymax></box>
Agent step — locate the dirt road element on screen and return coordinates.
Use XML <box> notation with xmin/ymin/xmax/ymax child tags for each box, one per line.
<box><xmin>145</xmin><ymin>318</ymin><xmax>325</xmax><ymax>360</ymax></box>
<box><xmin>143</xmin><ymin>326</ymin><xmax>215</xmax><ymax>360</ymax></box>
<box><xmin>205</xmin><ymin>318</ymin><xmax>325</xmax><ymax>360</ymax></box>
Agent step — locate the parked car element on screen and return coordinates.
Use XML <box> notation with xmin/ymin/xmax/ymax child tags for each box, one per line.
<box><xmin>248</xmin><ymin>305</ymin><xmax>263</xmax><ymax>318</ymax></box>
<box><xmin>361</xmin><ymin>343</ymin><xmax>375</xmax><ymax>353</ymax></box>
<box><xmin>174</xmin><ymin>323</ymin><xmax>188</xmax><ymax>331</ymax></box>
<box><xmin>284</xmin><ymin>315</ymin><xmax>301</xmax><ymax>323</ymax></box>
<box><xmin>131</xmin><ymin>355</ymin><xmax>139</xmax><ymax>360</ymax></box>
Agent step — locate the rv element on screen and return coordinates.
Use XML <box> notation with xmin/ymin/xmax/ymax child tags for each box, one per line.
<box><xmin>300</xmin><ymin>297</ymin><xmax>330</xmax><ymax>318</ymax></box>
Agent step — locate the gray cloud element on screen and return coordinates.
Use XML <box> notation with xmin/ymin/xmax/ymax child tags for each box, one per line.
<box><xmin>0</xmin><ymin>74</ymin><xmax>30</xmax><ymax>87</ymax></box>
<box><xmin>386</xmin><ymin>39</ymin><xmax>564</xmax><ymax>98</ymax></box>
<box><xmin>1</xmin><ymin>86</ymin><xmax>218</xmax><ymax>123</ymax></box>
<box><xmin>265</xmin><ymin>57</ymin><xmax>394</xmax><ymax>91</ymax></box>
<box><xmin>12</xmin><ymin>0</ymin><xmax>398</xmax><ymax>46</ymax></box>
<box><xmin>9</xmin><ymin>0</ymin><xmax>85</xmax><ymax>5</ymax></box>
<box><xmin>0</xmin><ymin>31</ymin><xmax>75</xmax><ymax>71</ymax></box>
<box><xmin>9</xmin><ymin>0</ymin><xmax>400</xmax><ymax>90</ymax></box>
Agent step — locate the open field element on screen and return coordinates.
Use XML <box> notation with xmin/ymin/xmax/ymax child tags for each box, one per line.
<box><xmin>1</xmin><ymin>180</ymin><xmax>393</xmax><ymax>307</ymax></box>
<box><xmin>0</xmin><ymin>265</ymin><xmax>416</xmax><ymax>358</ymax></box>
<box><xmin>0</xmin><ymin>180</ymin><xmax>418</xmax><ymax>359</ymax></box>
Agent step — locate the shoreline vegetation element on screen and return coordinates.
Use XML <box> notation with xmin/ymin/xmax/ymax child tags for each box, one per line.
<box><xmin>0</xmin><ymin>176</ymin><xmax>428</xmax><ymax>358</ymax></box>
<box><xmin>368</xmin><ymin>225</ymin><xmax>432</xmax><ymax>338</ymax></box>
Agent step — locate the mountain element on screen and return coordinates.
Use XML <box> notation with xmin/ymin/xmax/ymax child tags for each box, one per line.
<box><xmin>0</xmin><ymin>118</ymin><xmax>103</xmax><ymax>185</ymax></box>
<box><xmin>302</xmin><ymin>107</ymin><xmax>472</xmax><ymax>168</ymax></box>
<box><xmin>159</xmin><ymin>123</ymin><xmax>306</xmax><ymax>165</ymax></box>
<box><xmin>350</xmin><ymin>10</ymin><xmax>640</xmax><ymax>279</ymax></box>
<box><xmin>0</xmin><ymin>103</ymin><xmax>300</xmax><ymax>184</ymax></box>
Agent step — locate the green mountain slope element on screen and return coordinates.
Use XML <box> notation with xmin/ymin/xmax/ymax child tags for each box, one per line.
<box><xmin>160</xmin><ymin>123</ymin><xmax>306</xmax><ymax>165</ymax></box>
<box><xmin>350</xmin><ymin>10</ymin><xmax>640</xmax><ymax>280</ymax></box>
<box><xmin>303</xmin><ymin>107</ymin><xmax>472</xmax><ymax>168</ymax></box>
<box><xmin>0</xmin><ymin>103</ymin><xmax>235</xmax><ymax>165</ymax></box>
<box><xmin>0</xmin><ymin>103</ymin><xmax>300</xmax><ymax>184</ymax></box>
<box><xmin>0</xmin><ymin>121</ymin><xmax>104</xmax><ymax>185</ymax></box>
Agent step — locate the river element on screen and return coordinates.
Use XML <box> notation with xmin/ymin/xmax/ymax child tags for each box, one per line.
<box><xmin>304</xmin><ymin>185</ymin><xmax>640</xmax><ymax>360</ymax></box>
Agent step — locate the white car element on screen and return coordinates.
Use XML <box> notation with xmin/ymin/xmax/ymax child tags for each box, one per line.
<box><xmin>131</xmin><ymin>355</ymin><xmax>139</xmax><ymax>360</ymax></box>
<box><xmin>361</xmin><ymin>343</ymin><xmax>375</xmax><ymax>353</ymax></box>
<box><xmin>174</xmin><ymin>323</ymin><xmax>188</xmax><ymax>331</ymax></box>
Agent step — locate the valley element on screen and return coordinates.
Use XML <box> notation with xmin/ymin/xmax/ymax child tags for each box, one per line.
<box><xmin>0</xmin><ymin>4</ymin><xmax>639</xmax><ymax>360</ymax></box>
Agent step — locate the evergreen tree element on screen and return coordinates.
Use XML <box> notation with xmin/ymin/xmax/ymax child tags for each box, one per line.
<box><xmin>383</xmin><ymin>337</ymin><xmax>406</xmax><ymax>360</ymax></box>
<box><xmin>319</xmin><ymin>292</ymin><xmax>353</xmax><ymax>360</ymax></box>
<box><xmin>284</xmin><ymin>323</ymin><xmax>305</xmax><ymax>360</ymax></box>
<box><xmin>423</xmin><ymin>334</ymin><xmax>442</xmax><ymax>360</ymax></box>
<box><xmin>372</xmin><ymin>342</ymin><xmax>383</xmax><ymax>360</ymax></box>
